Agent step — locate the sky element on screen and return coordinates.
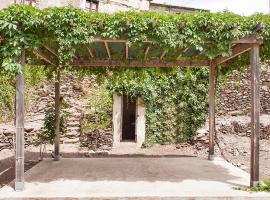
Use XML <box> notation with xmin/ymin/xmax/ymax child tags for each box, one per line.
<box><xmin>152</xmin><ymin>0</ymin><xmax>269</xmax><ymax>16</ymax></box>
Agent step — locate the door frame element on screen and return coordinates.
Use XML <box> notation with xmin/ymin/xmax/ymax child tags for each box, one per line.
<box><xmin>113</xmin><ymin>94</ymin><xmax>145</xmax><ymax>147</ymax></box>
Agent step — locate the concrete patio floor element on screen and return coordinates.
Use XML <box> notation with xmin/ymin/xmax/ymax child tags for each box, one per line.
<box><xmin>0</xmin><ymin>156</ymin><xmax>269</xmax><ymax>200</ymax></box>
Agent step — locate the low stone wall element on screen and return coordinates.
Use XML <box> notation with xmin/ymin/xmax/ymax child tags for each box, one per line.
<box><xmin>218</xmin><ymin>115</ymin><xmax>270</xmax><ymax>140</ymax></box>
<box><xmin>219</xmin><ymin>67</ymin><xmax>270</xmax><ymax>115</ymax></box>
<box><xmin>0</xmin><ymin>73</ymin><xmax>107</xmax><ymax>151</ymax></box>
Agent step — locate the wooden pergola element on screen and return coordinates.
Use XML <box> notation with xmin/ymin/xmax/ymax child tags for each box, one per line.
<box><xmin>14</xmin><ymin>35</ymin><xmax>262</xmax><ymax>191</ymax></box>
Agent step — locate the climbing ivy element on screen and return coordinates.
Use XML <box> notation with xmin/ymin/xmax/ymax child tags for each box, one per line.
<box><xmin>105</xmin><ymin>67</ymin><xmax>208</xmax><ymax>143</ymax></box>
<box><xmin>0</xmin><ymin>5</ymin><xmax>270</xmax><ymax>74</ymax></box>
<box><xmin>1</xmin><ymin>5</ymin><xmax>270</xmax><ymax>143</ymax></box>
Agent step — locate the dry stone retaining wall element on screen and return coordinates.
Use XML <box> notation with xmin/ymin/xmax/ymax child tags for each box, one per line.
<box><xmin>219</xmin><ymin>66</ymin><xmax>270</xmax><ymax>115</ymax></box>
<box><xmin>0</xmin><ymin>73</ymin><xmax>113</xmax><ymax>152</ymax></box>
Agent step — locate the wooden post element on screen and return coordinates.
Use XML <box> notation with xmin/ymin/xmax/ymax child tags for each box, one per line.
<box><xmin>250</xmin><ymin>44</ymin><xmax>260</xmax><ymax>187</ymax></box>
<box><xmin>54</xmin><ymin>68</ymin><xmax>61</xmax><ymax>161</ymax></box>
<box><xmin>15</xmin><ymin>49</ymin><xmax>25</xmax><ymax>191</ymax></box>
<box><xmin>208</xmin><ymin>63</ymin><xmax>216</xmax><ymax>160</ymax></box>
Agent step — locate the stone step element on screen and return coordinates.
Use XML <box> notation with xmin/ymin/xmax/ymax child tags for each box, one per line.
<box><xmin>63</xmin><ymin>137</ymin><xmax>80</xmax><ymax>144</ymax></box>
<box><xmin>67</xmin><ymin>127</ymin><xmax>80</xmax><ymax>132</ymax></box>
<box><xmin>67</xmin><ymin>122</ymin><xmax>80</xmax><ymax>127</ymax></box>
<box><xmin>65</xmin><ymin>131</ymin><xmax>80</xmax><ymax>137</ymax></box>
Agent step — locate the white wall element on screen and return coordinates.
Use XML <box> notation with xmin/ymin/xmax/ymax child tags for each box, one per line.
<box><xmin>0</xmin><ymin>0</ymin><xmax>14</xmax><ymax>9</ymax></box>
<box><xmin>135</xmin><ymin>97</ymin><xmax>146</xmax><ymax>147</ymax></box>
<box><xmin>99</xmin><ymin>0</ymin><xmax>150</xmax><ymax>13</ymax></box>
<box><xmin>112</xmin><ymin>94</ymin><xmax>123</xmax><ymax>146</ymax></box>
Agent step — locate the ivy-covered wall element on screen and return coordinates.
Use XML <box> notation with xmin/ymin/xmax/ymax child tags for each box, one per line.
<box><xmin>106</xmin><ymin>67</ymin><xmax>209</xmax><ymax>143</ymax></box>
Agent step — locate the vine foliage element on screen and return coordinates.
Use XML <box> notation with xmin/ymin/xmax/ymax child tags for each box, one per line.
<box><xmin>0</xmin><ymin>5</ymin><xmax>269</xmax><ymax>74</ymax></box>
<box><xmin>1</xmin><ymin>5</ymin><xmax>270</xmax><ymax>143</ymax></box>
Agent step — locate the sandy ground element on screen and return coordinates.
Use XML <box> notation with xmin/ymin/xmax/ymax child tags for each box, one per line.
<box><xmin>1</xmin><ymin>157</ymin><xmax>266</xmax><ymax>199</ymax></box>
<box><xmin>1</xmin><ymin>133</ymin><xmax>269</xmax><ymax>189</ymax></box>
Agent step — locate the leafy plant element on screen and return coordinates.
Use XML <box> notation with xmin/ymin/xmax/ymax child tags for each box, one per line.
<box><xmin>0</xmin><ymin>69</ymin><xmax>15</xmax><ymax>122</ymax></box>
<box><xmin>2</xmin><ymin>5</ymin><xmax>270</xmax><ymax>145</ymax></box>
<box><xmin>251</xmin><ymin>180</ymin><xmax>270</xmax><ymax>192</ymax></box>
<box><xmin>106</xmin><ymin>67</ymin><xmax>208</xmax><ymax>144</ymax></box>
<box><xmin>81</xmin><ymin>83</ymin><xmax>112</xmax><ymax>133</ymax></box>
<box><xmin>0</xmin><ymin>5</ymin><xmax>270</xmax><ymax>75</ymax></box>
<box><xmin>34</xmin><ymin>101</ymin><xmax>68</xmax><ymax>146</ymax></box>
<box><xmin>0</xmin><ymin>65</ymin><xmax>48</xmax><ymax>122</ymax></box>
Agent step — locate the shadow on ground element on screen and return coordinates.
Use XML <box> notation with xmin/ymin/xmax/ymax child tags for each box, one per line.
<box><xmin>0</xmin><ymin>150</ymin><xmax>198</xmax><ymax>187</ymax></box>
<box><xmin>13</xmin><ymin>157</ymin><xmax>239</xmax><ymax>185</ymax></box>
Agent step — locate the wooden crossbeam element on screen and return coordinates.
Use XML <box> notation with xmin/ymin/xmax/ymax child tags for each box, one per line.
<box><xmin>33</xmin><ymin>50</ymin><xmax>53</xmax><ymax>65</ymax></box>
<box><xmin>125</xmin><ymin>44</ymin><xmax>129</xmax><ymax>59</ymax></box>
<box><xmin>96</xmin><ymin>39</ymin><xmax>127</xmax><ymax>43</ymax></box>
<box><xmin>196</xmin><ymin>50</ymin><xmax>206</xmax><ymax>57</ymax></box>
<box><xmin>160</xmin><ymin>50</ymin><xmax>168</xmax><ymax>60</ymax></box>
<box><xmin>87</xmin><ymin>47</ymin><xmax>94</xmax><ymax>58</ymax></box>
<box><xmin>177</xmin><ymin>48</ymin><xmax>188</xmax><ymax>60</ymax></box>
<box><xmin>72</xmin><ymin>59</ymin><xmax>210</xmax><ymax>68</ymax></box>
<box><xmin>95</xmin><ymin>39</ymin><xmax>152</xmax><ymax>43</ymax></box>
<box><xmin>144</xmin><ymin>45</ymin><xmax>150</xmax><ymax>58</ymax></box>
<box><xmin>44</xmin><ymin>46</ymin><xmax>58</xmax><ymax>57</ymax></box>
<box><xmin>215</xmin><ymin>44</ymin><xmax>251</xmax><ymax>65</ymax></box>
<box><xmin>104</xmin><ymin>41</ymin><xmax>111</xmax><ymax>59</ymax></box>
<box><xmin>232</xmin><ymin>34</ymin><xmax>263</xmax><ymax>45</ymax></box>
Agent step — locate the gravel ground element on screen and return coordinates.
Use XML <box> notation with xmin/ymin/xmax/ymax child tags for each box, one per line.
<box><xmin>216</xmin><ymin>133</ymin><xmax>270</xmax><ymax>179</ymax></box>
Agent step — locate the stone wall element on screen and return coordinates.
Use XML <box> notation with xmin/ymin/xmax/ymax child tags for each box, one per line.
<box><xmin>149</xmin><ymin>2</ymin><xmax>206</xmax><ymax>13</ymax></box>
<box><xmin>0</xmin><ymin>73</ymin><xmax>113</xmax><ymax>152</ymax></box>
<box><xmin>39</xmin><ymin>0</ymin><xmax>83</xmax><ymax>9</ymax></box>
<box><xmin>100</xmin><ymin>0</ymin><xmax>149</xmax><ymax>13</ymax></box>
<box><xmin>219</xmin><ymin>66</ymin><xmax>270</xmax><ymax>115</ymax></box>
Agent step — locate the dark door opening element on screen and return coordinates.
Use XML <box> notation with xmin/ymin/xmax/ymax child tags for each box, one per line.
<box><xmin>122</xmin><ymin>95</ymin><xmax>136</xmax><ymax>141</ymax></box>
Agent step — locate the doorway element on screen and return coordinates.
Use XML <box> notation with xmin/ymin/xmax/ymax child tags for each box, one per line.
<box><xmin>122</xmin><ymin>95</ymin><xmax>136</xmax><ymax>141</ymax></box>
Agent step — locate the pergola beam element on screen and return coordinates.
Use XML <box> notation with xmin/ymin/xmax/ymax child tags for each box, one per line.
<box><xmin>72</xmin><ymin>59</ymin><xmax>210</xmax><ymax>67</ymax></box>
<box><xmin>87</xmin><ymin>47</ymin><xmax>94</xmax><ymax>58</ymax></box>
<box><xmin>104</xmin><ymin>41</ymin><xmax>111</xmax><ymax>59</ymax></box>
<box><xmin>33</xmin><ymin>50</ymin><xmax>53</xmax><ymax>65</ymax></box>
<box><xmin>177</xmin><ymin>48</ymin><xmax>188</xmax><ymax>60</ymax></box>
<box><xmin>160</xmin><ymin>50</ymin><xmax>167</xmax><ymax>60</ymax></box>
<box><xmin>232</xmin><ymin>34</ymin><xmax>263</xmax><ymax>45</ymax></box>
<box><xmin>215</xmin><ymin>44</ymin><xmax>252</xmax><ymax>65</ymax></box>
<box><xmin>125</xmin><ymin>44</ymin><xmax>129</xmax><ymax>59</ymax></box>
<box><xmin>44</xmin><ymin>46</ymin><xmax>59</xmax><ymax>58</ymax></box>
<box><xmin>144</xmin><ymin>45</ymin><xmax>150</xmax><ymax>58</ymax></box>
<box><xmin>95</xmin><ymin>39</ymin><xmax>152</xmax><ymax>43</ymax></box>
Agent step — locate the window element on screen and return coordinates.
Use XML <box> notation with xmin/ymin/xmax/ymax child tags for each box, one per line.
<box><xmin>86</xmin><ymin>0</ymin><xmax>99</xmax><ymax>12</ymax></box>
<box><xmin>24</xmin><ymin>0</ymin><xmax>37</xmax><ymax>6</ymax></box>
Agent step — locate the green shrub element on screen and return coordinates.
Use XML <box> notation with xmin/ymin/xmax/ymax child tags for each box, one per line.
<box><xmin>0</xmin><ymin>65</ymin><xmax>47</xmax><ymax>123</ymax></box>
<box><xmin>81</xmin><ymin>83</ymin><xmax>112</xmax><ymax>133</ymax></box>
<box><xmin>106</xmin><ymin>67</ymin><xmax>209</xmax><ymax>144</ymax></box>
<box><xmin>34</xmin><ymin>100</ymin><xmax>68</xmax><ymax>146</ymax></box>
<box><xmin>251</xmin><ymin>180</ymin><xmax>270</xmax><ymax>192</ymax></box>
<box><xmin>0</xmin><ymin>70</ymin><xmax>15</xmax><ymax>122</ymax></box>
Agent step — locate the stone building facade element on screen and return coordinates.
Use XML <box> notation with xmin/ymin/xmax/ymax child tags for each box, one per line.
<box><xmin>0</xmin><ymin>0</ymin><xmax>204</xmax><ymax>13</ymax></box>
<box><xmin>149</xmin><ymin>2</ymin><xmax>207</xmax><ymax>13</ymax></box>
